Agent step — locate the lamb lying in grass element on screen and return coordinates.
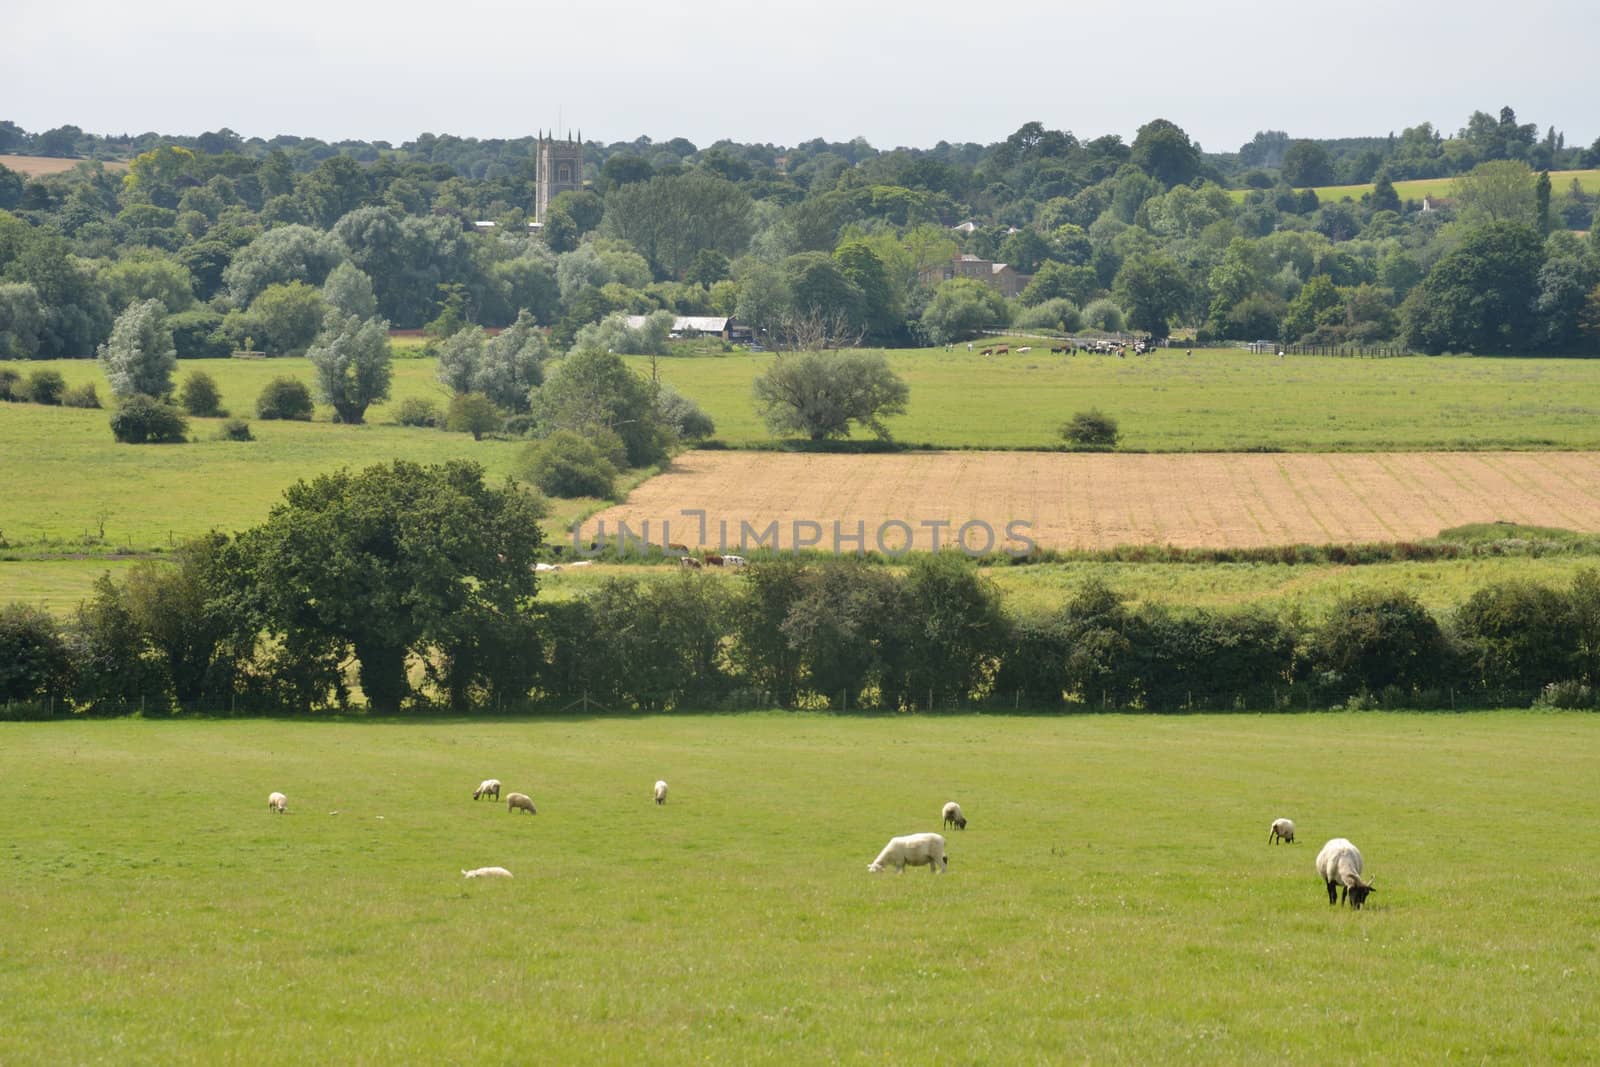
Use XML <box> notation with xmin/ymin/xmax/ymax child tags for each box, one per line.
<box><xmin>462</xmin><ymin>866</ymin><xmax>513</xmax><ymax>879</ymax></box>
<box><xmin>868</xmin><ymin>832</ymin><xmax>948</xmax><ymax>874</ymax></box>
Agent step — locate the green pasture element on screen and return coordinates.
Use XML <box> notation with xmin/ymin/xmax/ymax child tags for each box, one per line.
<box><xmin>1225</xmin><ymin>167</ymin><xmax>1600</xmax><ymax>205</ymax></box>
<box><xmin>628</xmin><ymin>348</ymin><xmax>1600</xmax><ymax>451</ymax></box>
<box><xmin>1</xmin><ymin>714</ymin><xmax>1594</xmax><ymax>1062</ymax></box>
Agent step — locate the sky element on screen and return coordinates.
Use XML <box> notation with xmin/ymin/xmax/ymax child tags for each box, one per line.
<box><xmin>6</xmin><ymin>0</ymin><xmax>1596</xmax><ymax>154</ymax></box>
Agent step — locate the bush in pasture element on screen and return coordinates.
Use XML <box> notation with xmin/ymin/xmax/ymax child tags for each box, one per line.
<box><xmin>394</xmin><ymin>397</ymin><xmax>442</xmax><ymax>427</ymax></box>
<box><xmin>1060</xmin><ymin>409</ymin><xmax>1120</xmax><ymax>450</ymax></box>
<box><xmin>61</xmin><ymin>382</ymin><xmax>101</xmax><ymax>408</ymax></box>
<box><xmin>1532</xmin><ymin>680</ymin><xmax>1594</xmax><ymax>709</ymax></box>
<box><xmin>1012</xmin><ymin>297</ymin><xmax>1082</xmax><ymax>334</ymax></box>
<box><xmin>731</xmin><ymin>558</ymin><xmax>811</xmax><ymax>708</ymax></box>
<box><xmin>445</xmin><ymin>392</ymin><xmax>503</xmax><ymax>440</ymax></box>
<box><xmin>1056</xmin><ymin>580</ymin><xmax>1146</xmax><ymax>709</ymax></box>
<box><xmin>0</xmin><ymin>367</ymin><xmax>19</xmax><ymax>401</ymax></box>
<box><xmin>886</xmin><ymin>553</ymin><xmax>1008</xmax><ymax>709</ymax></box>
<box><xmin>217</xmin><ymin>418</ymin><xmax>253</xmax><ymax>441</ymax></box>
<box><xmin>178</xmin><ymin>370</ymin><xmax>225</xmax><ymax>417</ymax></box>
<box><xmin>256</xmin><ymin>376</ymin><xmax>314</xmax><ymax>420</ymax></box>
<box><xmin>22</xmin><ymin>369</ymin><xmax>66</xmax><ymax>405</ymax></box>
<box><xmin>778</xmin><ymin>560</ymin><xmax>906</xmax><ymax>709</ymax></box>
<box><xmin>1454</xmin><ymin>581</ymin><xmax>1579</xmax><ymax>699</ymax></box>
<box><xmin>920</xmin><ymin>276</ymin><xmax>1009</xmax><ymax>344</ymax></box>
<box><xmin>97</xmin><ymin>298</ymin><xmax>176</xmax><ymax>399</ymax></box>
<box><xmin>66</xmin><ymin>574</ymin><xmax>175</xmax><ymax>715</ymax></box>
<box><xmin>656</xmin><ymin>384</ymin><xmax>715</xmax><ymax>441</ymax></box>
<box><xmin>109</xmin><ymin>394</ymin><xmax>189</xmax><ymax>444</ymax></box>
<box><xmin>1311</xmin><ymin>590</ymin><xmax>1450</xmax><ymax>700</ymax></box>
<box><xmin>0</xmin><ymin>602</ymin><xmax>74</xmax><ymax>705</ymax></box>
<box><xmin>1081</xmin><ymin>297</ymin><xmax>1125</xmax><ymax>333</ymax></box>
<box><xmin>1140</xmin><ymin>608</ymin><xmax>1298</xmax><ymax>711</ymax></box>
<box><xmin>534</xmin><ymin>347</ymin><xmax>669</xmax><ymax>466</ymax></box>
<box><xmin>516</xmin><ymin>430</ymin><xmax>619</xmax><ymax>499</ymax></box>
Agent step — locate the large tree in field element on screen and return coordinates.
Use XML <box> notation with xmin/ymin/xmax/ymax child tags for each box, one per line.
<box><xmin>753</xmin><ymin>350</ymin><xmax>909</xmax><ymax>441</ymax></box>
<box><xmin>236</xmin><ymin>461</ymin><xmax>545</xmax><ymax>711</ymax></box>
<box><xmin>307</xmin><ymin>314</ymin><xmax>392</xmax><ymax>423</ymax></box>
<box><xmin>1112</xmin><ymin>254</ymin><xmax>1193</xmax><ymax>335</ymax></box>
<box><xmin>1130</xmin><ymin>118</ymin><xmax>1203</xmax><ymax>188</ymax></box>
<box><xmin>98</xmin><ymin>298</ymin><xmax>176</xmax><ymax>398</ymax></box>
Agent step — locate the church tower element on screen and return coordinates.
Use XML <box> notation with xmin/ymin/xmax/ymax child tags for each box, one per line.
<box><xmin>535</xmin><ymin>130</ymin><xmax>584</xmax><ymax>225</ymax></box>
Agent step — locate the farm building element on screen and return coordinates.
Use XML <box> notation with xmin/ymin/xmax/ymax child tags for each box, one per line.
<box><xmin>919</xmin><ymin>254</ymin><xmax>1034</xmax><ymax>299</ymax></box>
<box><xmin>622</xmin><ymin>315</ymin><xmax>752</xmax><ymax>342</ymax></box>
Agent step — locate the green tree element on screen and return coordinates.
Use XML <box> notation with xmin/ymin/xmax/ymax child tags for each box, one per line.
<box><xmin>1452</xmin><ymin>160</ymin><xmax>1538</xmax><ymax>227</ymax></box>
<box><xmin>1280</xmin><ymin>275</ymin><xmax>1343</xmax><ymax>342</ymax></box>
<box><xmin>233</xmin><ymin>461</ymin><xmax>544</xmax><ymax>711</ymax></box>
<box><xmin>1401</xmin><ymin>222</ymin><xmax>1544</xmax><ymax>353</ymax></box>
<box><xmin>256</xmin><ymin>376</ymin><xmax>314</xmax><ymax>421</ymax></box>
<box><xmin>833</xmin><ymin>240</ymin><xmax>899</xmax><ymax>341</ymax></box>
<box><xmin>222</xmin><ymin>224</ymin><xmax>345</xmax><ymax>305</ymax></box>
<box><xmin>98</xmin><ymin>299</ymin><xmax>176</xmax><ymax>398</ymax></box>
<box><xmin>752</xmin><ymin>350</ymin><xmax>909</xmax><ymax>441</ymax></box>
<box><xmin>1112</xmin><ymin>254</ymin><xmax>1192</xmax><ymax>335</ymax></box>
<box><xmin>1280</xmin><ymin>141</ymin><xmax>1334</xmax><ymax>187</ymax></box>
<box><xmin>516</xmin><ymin>429</ymin><xmax>619</xmax><ymax>498</ymax></box>
<box><xmin>307</xmin><ymin>314</ymin><xmax>392</xmax><ymax>424</ymax></box>
<box><xmin>602</xmin><ymin>170</ymin><xmax>755</xmax><ymax>277</ymax></box>
<box><xmin>1130</xmin><ymin>119</ymin><xmax>1203</xmax><ymax>188</ymax></box>
<box><xmin>321</xmin><ymin>261</ymin><xmax>378</xmax><ymax>320</ymax></box>
<box><xmin>100</xmin><ymin>255</ymin><xmax>197</xmax><ymax>314</ymax></box>
<box><xmin>178</xmin><ymin>370</ymin><xmax>224</xmax><ymax>417</ymax></box>
<box><xmin>534</xmin><ymin>347</ymin><xmax>667</xmax><ymax>466</ymax></box>
<box><xmin>249</xmin><ymin>281</ymin><xmax>328</xmax><ymax>356</ymax></box>
<box><xmin>0</xmin><ymin>281</ymin><xmax>43</xmax><ymax>358</ymax></box>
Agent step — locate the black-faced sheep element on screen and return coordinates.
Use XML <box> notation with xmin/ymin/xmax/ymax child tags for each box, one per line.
<box><xmin>506</xmin><ymin>792</ymin><xmax>537</xmax><ymax>815</ymax></box>
<box><xmin>473</xmin><ymin>778</ymin><xmax>501</xmax><ymax>801</ymax></box>
<box><xmin>1315</xmin><ymin>837</ymin><xmax>1376</xmax><ymax>909</ymax></box>
<box><xmin>868</xmin><ymin>832</ymin><xmax>948</xmax><ymax>874</ymax></box>
<box><xmin>1268</xmin><ymin>817</ymin><xmax>1295</xmax><ymax>844</ymax></box>
<box><xmin>942</xmin><ymin>801</ymin><xmax>967</xmax><ymax>830</ymax></box>
<box><xmin>268</xmin><ymin>792</ymin><xmax>287</xmax><ymax>814</ymax></box>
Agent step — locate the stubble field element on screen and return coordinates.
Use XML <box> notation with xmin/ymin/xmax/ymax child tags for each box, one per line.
<box><xmin>581</xmin><ymin>449</ymin><xmax>1600</xmax><ymax>552</ymax></box>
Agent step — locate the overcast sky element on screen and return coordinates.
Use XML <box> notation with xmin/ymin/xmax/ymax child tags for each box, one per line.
<box><xmin>6</xmin><ymin>0</ymin><xmax>1595</xmax><ymax>153</ymax></box>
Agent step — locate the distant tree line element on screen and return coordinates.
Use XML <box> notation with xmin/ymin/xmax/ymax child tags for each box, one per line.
<box><xmin>4</xmin><ymin>104</ymin><xmax>1600</xmax><ymax>371</ymax></box>
<box><xmin>6</xmin><ymin>463</ymin><xmax>1600</xmax><ymax>718</ymax></box>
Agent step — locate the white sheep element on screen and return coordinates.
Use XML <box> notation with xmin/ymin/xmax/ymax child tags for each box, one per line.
<box><xmin>1268</xmin><ymin>817</ymin><xmax>1296</xmax><ymax>845</ymax></box>
<box><xmin>462</xmin><ymin>866</ymin><xmax>513</xmax><ymax>879</ymax></box>
<box><xmin>1315</xmin><ymin>838</ymin><xmax>1376</xmax><ymax>909</ymax></box>
<box><xmin>506</xmin><ymin>792</ymin><xmax>537</xmax><ymax>815</ymax></box>
<box><xmin>868</xmin><ymin>832</ymin><xmax>948</xmax><ymax>874</ymax></box>
<box><xmin>654</xmin><ymin>780</ymin><xmax>668</xmax><ymax>805</ymax></box>
<box><xmin>941</xmin><ymin>801</ymin><xmax>967</xmax><ymax>831</ymax></box>
<box><xmin>473</xmin><ymin>778</ymin><xmax>501</xmax><ymax>801</ymax></box>
<box><xmin>268</xmin><ymin>791</ymin><xmax>287</xmax><ymax>814</ymax></box>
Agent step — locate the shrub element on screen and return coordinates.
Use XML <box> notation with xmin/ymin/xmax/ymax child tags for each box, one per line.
<box><xmin>445</xmin><ymin>392</ymin><xmax>503</xmax><ymax>440</ymax></box>
<box><xmin>394</xmin><ymin>397</ymin><xmax>442</xmax><ymax>427</ymax></box>
<box><xmin>1312</xmin><ymin>590</ymin><xmax>1449</xmax><ymax>700</ymax></box>
<box><xmin>1060</xmin><ymin>408</ymin><xmax>1120</xmax><ymax>450</ymax></box>
<box><xmin>167</xmin><ymin>309</ymin><xmax>231</xmax><ymax>358</ymax></box>
<box><xmin>0</xmin><ymin>368</ymin><xmax>19</xmax><ymax>401</ymax></box>
<box><xmin>61</xmin><ymin>382</ymin><xmax>102</xmax><ymax>408</ymax></box>
<box><xmin>217</xmin><ymin>418</ymin><xmax>254</xmax><ymax>441</ymax></box>
<box><xmin>109</xmin><ymin>394</ymin><xmax>189</xmax><ymax>443</ymax></box>
<box><xmin>178</xmin><ymin>370</ymin><xmax>225</xmax><ymax>417</ymax></box>
<box><xmin>517</xmin><ymin>430</ymin><xmax>619</xmax><ymax>498</ymax></box>
<box><xmin>256</xmin><ymin>376</ymin><xmax>314</xmax><ymax>420</ymax></box>
<box><xmin>23</xmin><ymin>369</ymin><xmax>66</xmax><ymax>405</ymax></box>
<box><xmin>1533</xmin><ymin>680</ymin><xmax>1594</xmax><ymax>709</ymax></box>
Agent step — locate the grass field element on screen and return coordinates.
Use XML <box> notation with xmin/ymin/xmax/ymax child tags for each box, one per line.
<box><xmin>0</xmin><ymin>153</ymin><xmax>129</xmax><ymax>177</ymax></box>
<box><xmin>1</xmin><ymin>713</ymin><xmax>1595</xmax><ymax>1062</ymax></box>
<box><xmin>1224</xmin><ymin>167</ymin><xmax>1600</xmax><ymax>205</ymax></box>
<box><xmin>582</xmin><ymin>450</ymin><xmax>1600</xmax><ymax>552</ymax></box>
<box><xmin>623</xmin><ymin>349</ymin><xmax>1600</xmax><ymax>451</ymax></box>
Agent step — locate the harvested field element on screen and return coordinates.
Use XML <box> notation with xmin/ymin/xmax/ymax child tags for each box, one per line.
<box><xmin>579</xmin><ymin>450</ymin><xmax>1600</xmax><ymax>552</ymax></box>
<box><xmin>0</xmin><ymin>154</ymin><xmax>127</xmax><ymax>177</ymax></box>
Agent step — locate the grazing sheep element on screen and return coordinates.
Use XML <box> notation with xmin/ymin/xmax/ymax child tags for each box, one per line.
<box><xmin>1268</xmin><ymin>817</ymin><xmax>1296</xmax><ymax>845</ymax></box>
<box><xmin>654</xmin><ymin>780</ymin><xmax>669</xmax><ymax>805</ymax></box>
<box><xmin>268</xmin><ymin>791</ymin><xmax>287</xmax><ymax>814</ymax></box>
<box><xmin>462</xmin><ymin>866</ymin><xmax>513</xmax><ymax>879</ymax></box>
<box><xmin>473</xmin><ymin>778</ymin><xmax>501</xmax><ymax>801</ymax></box>
<box><xmin>942</xmin><ymin>801</ymin><xmax>967</xmax><ymax>830</ymax></box>
<box><xmin>1315</xmin><ymin>838</ymin><xmax>1376</xmax><ymax>909</ymax></box>
<box><xmin>506</xmin><ymin>792</ymin><xmax>537</xmax><ymax>815</ymax></box>
<box><xmin>868</xmin><ymin>832</ymin><xmax>948</xmax><ymax>874</ymax></box>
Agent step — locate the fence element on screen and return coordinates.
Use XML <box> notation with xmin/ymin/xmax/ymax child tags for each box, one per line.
<box><xmin>1278</xmin><ymin>342</ymin><xmax>1407</xmax><ymax>357</ymax></box>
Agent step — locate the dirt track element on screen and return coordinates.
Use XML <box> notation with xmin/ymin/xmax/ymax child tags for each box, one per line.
<box><xmin>577</xmin><ymin>451</ymin><xmax>1600</xmax><ymax>552</ymax></box>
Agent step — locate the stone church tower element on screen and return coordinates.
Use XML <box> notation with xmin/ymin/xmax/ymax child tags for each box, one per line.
<box><xmin>535</xmin><ymin>131</ymin><xmax>584</xmax><ymax>225</ymax></box>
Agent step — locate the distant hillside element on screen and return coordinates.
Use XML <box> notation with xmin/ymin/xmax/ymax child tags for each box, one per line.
<box><xmin>1227</xmin><ymin>168</ymin><xmax>1600</xmax><ymax>205</ymax></box>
